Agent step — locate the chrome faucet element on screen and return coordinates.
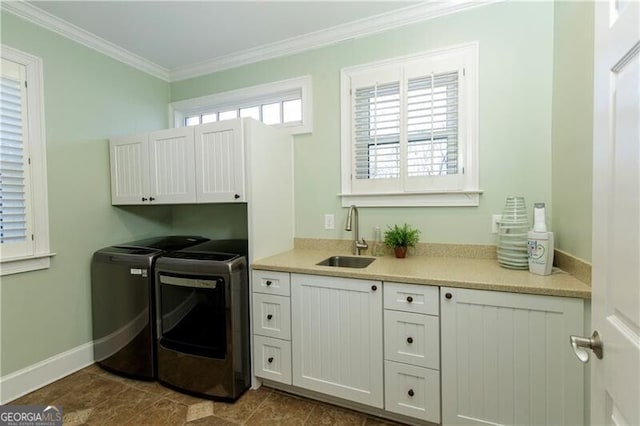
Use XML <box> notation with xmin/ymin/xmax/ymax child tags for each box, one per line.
<box><xmin>345</xmin><ymin>205</ymin><xmax>368</xmax><ymax>255</ymax></box>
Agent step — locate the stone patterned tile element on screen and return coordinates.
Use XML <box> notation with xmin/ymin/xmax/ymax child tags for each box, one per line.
<box><xmin>9</xmin><ymin>370</ymin><xmax>92</xmax><ymax>405</ymax></box>
<box><xmin>48</xmin><ymin>373</ymin><xmax>127</xmax><ymax>413</ymax></box>
<box><xmin>211</xmin><ymin>387</ymin><xmax>271</xmax><ymax>424</ymax></box>
<box><xmin>363</xmin><ymin>416</ymin><xmax>405</xmax><ymax>425</ymax></box>
<box><xmin>63</xmin><ymin>408</ymin><xmax>92</xmax><ymax>426</ymax></box>
<box><xmin>186</xmin><ymin>401</ymin><xmax>215</xmax><ymax>422</ymax></box>
<box><xmin>245</xmin><ymin>391</ymin><xmax>317</xmax><ymax>425</ymax></box>
<box><xmin>83</xmin><ymin>386</ymin><xmax>162</xmax><ymax>425</ymax></box>
<box><xmin>186</xmin><ymin>414</ymin><xmax>240</xmax><ymax>425</ymax></box>
<box><xmin>124</xmin><ymin>397</ymin><xmax>189</xmax><ymax>425</ymax></box>
<box><xmin>306</xmin><ymin>404</ymin><xmax>367</xmax><ymax>425</ymax></box>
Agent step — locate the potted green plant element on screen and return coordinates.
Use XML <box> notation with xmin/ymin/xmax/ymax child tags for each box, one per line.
<box><xmin>383</xmin><ymin>224</ymin><xmax>420</xmax><ymax>258</ymax></box>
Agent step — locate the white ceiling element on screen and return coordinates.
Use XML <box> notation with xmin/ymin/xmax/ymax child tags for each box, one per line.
<box><xmin>6</xmin><ymin>1</ymin><xmax>491</xmax><ymax>81</ymax></box>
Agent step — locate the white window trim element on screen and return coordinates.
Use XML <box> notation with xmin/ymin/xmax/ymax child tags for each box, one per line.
<box><xmin>169</xmin><ymin>75</ymin><xmax>313</xmax><ymax>135</ymax></box>
<box><xmin>339</xmin><ymin>42</ymin><xmax>481</xmax><ymax>207</ymax></box>
<box><xmin>1</xmin><ymin>45</ymin><xmax>53</xmax><ymax>276</ymax></box>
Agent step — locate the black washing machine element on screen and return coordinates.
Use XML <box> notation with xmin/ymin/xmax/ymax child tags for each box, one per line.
<box><xmin>154</xmin><ymin>239</ymin><xmax>250</xmax><ymax>401</ymax></box>
<box><xmin>90</xmin><ymin>236</ymin><xmax>208</xmax><ymax>380</ymax></box>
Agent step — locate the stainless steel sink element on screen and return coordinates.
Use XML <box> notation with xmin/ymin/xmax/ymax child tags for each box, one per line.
<box><xmin>316</xmin><ymin>256</ymin><xmax>375</xmax><ymax>268</ymax></box>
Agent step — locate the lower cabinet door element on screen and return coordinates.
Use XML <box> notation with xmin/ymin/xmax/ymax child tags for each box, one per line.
<box><xmin>253</xmin><ymin>335</ymin><xmax>292</xmax><ymax>385</ymax></box>
<box><xmin>384</xmin><ymin>310</ymin><xmax>439</xmax><ymax>369</ymax></box>
<box><xmin>384</xmin><ymin>360</ymin><xmax>440</xmax><ymax>423</ymax></box>
<box><xmin>291</xmin><ymin>274</ymin><xmax>383</xmax><ymax>408</ymax></box>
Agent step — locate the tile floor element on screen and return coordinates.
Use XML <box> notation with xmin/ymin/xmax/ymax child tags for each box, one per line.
<box><xmin>8</xmin><ymin>365</ymin><xmax>404</xmax><ymax>425</ymax></box>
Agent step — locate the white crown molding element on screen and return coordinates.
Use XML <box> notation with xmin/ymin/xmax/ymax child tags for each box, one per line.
<box><xmin>2</xmin><ymin>0</ymin><xmax>170</xmax><ymax>81</ymax></box>
<box><xmin>3</xmin><ymin>0</ymin><xmax>498</xmax><ymax>83</ymax></box>
<box><xmin>169</xmin><ymin>0</ymin><xmax>499</xmax><ymax>82</ymax></box>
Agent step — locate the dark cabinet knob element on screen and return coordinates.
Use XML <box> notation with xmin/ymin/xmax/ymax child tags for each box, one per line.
<box><xmin>408</xmin><ymin>389</ymin><xmax>415</xmax><ymax>397</ymax></box>
<box><xmin>267</xmin><ymin>357</ymin><xmax>274</xmax><ymax>363</ymax></box>
<box><xmin>266</xmin><ymin>280</ymin><xmax>273</xmax><ymax>286</ymax></box>
<box><xmin>371</xmin><ymin>285</ymin><xmax>377</xmax><ymax>291</ymax></box>
<box><xmin>406</xmin><ymin>296</ymin><xmax>413</xmax><ymax>303</ymax></box>
<box><xmin>234</xmin><ymin>194</ymin><xmax>240</xmax><ymax>199</ymax></box>
<box><xmin>141</xmin><ymin>197</ymin><xmax>148</xmax><ymax>201</ymax></box>
<box><xmin>445</xmin><ymin>292</ymin><xmax>453</xmax><ymax>300</ymax></box>
<box><xmin>407</xmin><ymin>337</ymin><xmax>413</xmax><ymax>344</ymax></box>
<box><xmin>149</xmin><ymin>197</ymin><xmax>155</xmax><ymax>201</ymax></box>
<box><xmin>267</xmin><ymin>314</ymin><xmax>273</xmax><ymax>320</ymax></box>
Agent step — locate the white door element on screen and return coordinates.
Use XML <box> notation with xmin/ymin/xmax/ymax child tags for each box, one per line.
<box><xmin>291</xmin><ymin>274</ymin><xmax>383</xmax><ymax>408</ymax></box>
<box><xmin>589</xmin><ymin>1</ymin><xmax>640</xmax><ymax>425</ymax></box>
<box><xmin>148</xmin><ymin>127</ymin><xmax>196</xmax><ymax>204</ymax></box>
<box><xmin>194</xmin><ymin>120</ymin><xmax>245</xmax><ymax>202</ymax></box>
<box><xmin>109</xmin><ymin>133</ymin><xmax>150</xmax><ymax>205</ymax></box>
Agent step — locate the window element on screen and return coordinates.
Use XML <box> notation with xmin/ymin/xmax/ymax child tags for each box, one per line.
<box><xmin>340</xmin><ymin>43</ymin><xmax>480</xmax><ymax>207</ymax></box>
<box><xmin>170</xmin><ymin>75</ymin><xmax>313</xmax><ymax>135</ymax></box>
<box><xmin>1</xmin><ymin>46</ymin><xmax>51</xmax><ymax>275</ymax></box>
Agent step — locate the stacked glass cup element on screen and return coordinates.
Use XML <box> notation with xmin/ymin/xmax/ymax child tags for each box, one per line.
<box><xmin>497</xmin><ymin>196</ymin><xmax>529</xmax><ymax>269</ymax></box>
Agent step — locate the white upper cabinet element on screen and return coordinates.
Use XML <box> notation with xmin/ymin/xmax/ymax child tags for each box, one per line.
<box><xmin>195</xmin><ymin>120</ymin><xmax>245</xmax><ymax>202</ymax></box>
<box><xmin>109</xmin><ymin>119</ymin><xmax>268</xmax><ymax>205</ymax></box>
<box><xmin>148</xmin><ymin>127</ymin><xmax>196</xmax><ymax>204</ymax></box>
<box><xmin>109</xmin><ymin>133</ymin><xmax>150</xmax><ymax>205</ymax></box>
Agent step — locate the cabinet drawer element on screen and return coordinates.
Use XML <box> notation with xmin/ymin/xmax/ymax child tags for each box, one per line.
<box><xmin>384</xmin><ymin>282</ymin><xmax>439</xmax><ymax>315</ymax></box>
<box><xmin>384</xmin><ymin>310</ymin><xmax>439</xmax><ymax>369</ymax></box>
<box><xmin>252</xmin><ymin>270</ymin><xmax>290</xmax><ymax>296</ymax></box>
<box><xmin>384</xmin><ymin>360</ymin><xmax>440</xmax><ymax>423</ymax></box>
<box><xmin>252</xmin><ymin>293</ymin><xmax>291</xmax><ymax>340</ymax></box>
<box><xmin>253</xmin><ymin>335</ymin><xmax>292</xmax><ymax>385</ymax></box>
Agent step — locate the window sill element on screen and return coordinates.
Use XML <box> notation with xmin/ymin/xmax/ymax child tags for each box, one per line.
<box><xmin>1</xmin><ymin>252</ymin><xmax>56</xmax><ymax>276</ymax></box>
<box><xmin>339</xmin><ymin>190</ymin><xmax>482</xmax><ymax>207</ymax></box>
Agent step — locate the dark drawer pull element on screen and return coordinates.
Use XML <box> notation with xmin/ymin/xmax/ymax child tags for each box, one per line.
<box><xmin>445</xmin><ymin>292</ymin><xmax>453</xmax><ymax>300</ymax></box>
<box><xmin>234</xmin><ymin>194</ymin><xmax>240</xmax><ymax>199</ymax></box>
<box><xmin>371</xmin><ymin>285</ymin><xmax>377</xmax><ymax>291</ymax></box>
<box><xmin>266</xmin><ymin>280</ymin><xmax>273</xmax><ymax>286</ymax></box>
<box><xmin>267</xmin><ymin>357</ymin><xmax>274</xmax><ymax>363</ymax></box>
<box><xmin>267</xmin><ymin>314</ymin><xmax>273</xmax><ymax>320</ymax></box>
<box><xmin>141</xmin><ymin>197</ymin><xmax>148</xmax><ymax>201</ymax></box>
<box><xmin>407</xmin><ymin>337</ymin><xmax>413</xmax><ymax>344</ymax></box>
<box><xmin>149</xmin><ymin>197</ymin><xmax>155</xmax><ymax>201</ymax></box>
<box><xmin>408</xmin><ymin>389</ymin><xmax>415</xmax><ymax>397</ymax></box>
<box><xmin>406</xmin><ymin>296</ymin><xmax>413</xmax><ymax>303</ymax></box>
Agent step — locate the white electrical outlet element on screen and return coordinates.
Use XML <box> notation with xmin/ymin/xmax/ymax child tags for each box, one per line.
<box><xmin>492</xmin><ymin>214</ymin><xmax>502</xmax><ymax>234</ymax></box>
<box><xmin>324</xmin><ymin>214</ymin><xmax>335</xmax><ymax>230</ymax></box>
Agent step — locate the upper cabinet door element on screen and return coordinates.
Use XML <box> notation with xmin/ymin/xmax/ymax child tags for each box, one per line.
<box><xmin>109</xmin><ymin>133</ymin><xmax>150</xmax><ymax>205</ymax></box>
<box><xmin>194</xmin><ymin>120</ymin><xmax>245</xmax><ymax>203</ymax></box>
<box><xmin>148</xmin><ymin>127</ymin><xmax>196</xmax><ymax>204</ymax></box>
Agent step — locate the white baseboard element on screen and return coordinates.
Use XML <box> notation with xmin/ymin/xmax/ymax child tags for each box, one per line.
<box><xmin>0</xmin><ymin>342</ymin><xmax>94</xmax><ymax>405</ymax></box>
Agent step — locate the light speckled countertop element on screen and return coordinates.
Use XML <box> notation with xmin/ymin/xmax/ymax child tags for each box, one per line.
<box><xmin>252</xmin><ymin>249</ymin><xmax>591</xmax><ymax>299</ymax></box>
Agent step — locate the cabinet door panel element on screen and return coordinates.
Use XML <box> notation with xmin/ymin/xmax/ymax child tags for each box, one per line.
<box><xmin>253</xmin><ymin>335</ymin><xmax>292</xmax><ymax>385</ymax></box>
<box><xmin>291</xmin><ymin>274</ymin><xmax>383</xmax><ymax>408</ymax></box>
<box><xmin>148</xmin><ymin>128</ymin><xmax>196</xmax><ymax>203</ymax></box>
<box><xmin>440</xmin><ymin>287</ymin><xmax>585</xmax><ymax>426</ymax></box>
<box><xmin>384</xmin><ymin>310</ymin><xmax>439</xmax><ymax>369</ymax></box>
<box><xmin>384</xmin><ymin>360</ymin><xmax>440</xmax><ymax>423</ymax></box>
<box><xmin>252</xmin><ymin>293</ymin><xmax>291</xmax><ymax>340</ymax></box>
<box><xmin>109</xmin><ymin>134</ymin><xmax>150</xmax><ymax>205</ymax></box>
<box><xmin>195</xmin><ymin>121</ymin><xmax>245</xmax><ymax>202</ymax></box>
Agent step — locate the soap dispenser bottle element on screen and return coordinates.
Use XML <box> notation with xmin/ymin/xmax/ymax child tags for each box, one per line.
<box><xmin>527</xmin><ymin>203</ymin><xmax>554</xmax><ymax>275</ymax></box>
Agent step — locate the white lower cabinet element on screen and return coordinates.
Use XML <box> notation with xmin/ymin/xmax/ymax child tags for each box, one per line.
<box><xmin>291</xmin><ymin>273</ymin><xmax>384</xmax><ymax>408</ymax></box>
<box><xmin>384</xmin><ymin>360</ymin><xmax>441</xmax><ymax>422</ymax></box>
<box><xmin>252</xmin><ymin>270</ymin><xmax>292</xmax><ymax>385</ymax></box>
<box><xmin>384</xmin><ymin>282</ymin><xmax>441</xmax><ymax>423</ymax></box>
<box><xmin>440</xmin><ymin>287</ymin><xmax>585</xmax><ymax>426</ymax></box>
<box><xmin>253</xmin><ymin>335</ymin><xmax>292</xmax><ymax>384</ymax></box>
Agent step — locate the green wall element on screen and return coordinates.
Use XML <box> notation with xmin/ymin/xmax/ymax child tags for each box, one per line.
<box><xmin>0</xmin><ymin>12</ymin><xmax>172</xmax><ymax>376</ymax></box>
<box><xmin>551</xmin><ymin>1</ymin><xmax>594</xmax><ymax>261</ymax></box>
<box><xmin>171</xmin><ymin>1</ymin><xmax>555</xmax><ymax>246</ymax></box>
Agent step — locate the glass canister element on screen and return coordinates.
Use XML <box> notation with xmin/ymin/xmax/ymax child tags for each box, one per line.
<box><xmin>497</xmin><ymin>196</ymin><xmax>529</xmax><ymax>269</ymax></box>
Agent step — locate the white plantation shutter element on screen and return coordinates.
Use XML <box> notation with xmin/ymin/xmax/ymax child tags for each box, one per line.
<box><xmin>354</xmin><ymin>81</ymin><xmax>401</xmax><ymax>180</ymax></box>
<box><xmin>0</xmin><ymin>58</ymin><xmax>33</xmax><ymax>258</ymax></box>
<box><xmin>407</xmin><ymin>71</ymin><xmax>458</xmax><ymax>177</ymax></box>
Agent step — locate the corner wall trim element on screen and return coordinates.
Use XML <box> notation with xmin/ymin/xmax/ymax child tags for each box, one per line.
<box><xmin>0</xmin><ymin>342</ymin><xmax>94</xmax><ymax>405</ymax></box>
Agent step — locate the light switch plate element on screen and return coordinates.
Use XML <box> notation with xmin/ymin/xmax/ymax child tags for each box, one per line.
<box><xmin>324</xmin><ymin>214</ymin><xmax>335</xmax><ymax>230</ymax></box>
<box><xmin>492</xmin><ymin>214</ymin><xmax>502</xmax><ymax>234</ymax></box>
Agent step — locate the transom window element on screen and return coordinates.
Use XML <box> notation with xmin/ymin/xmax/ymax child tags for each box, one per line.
<box><xmin>171</xmin><ymin>75</ymin><xmax>312</xmax><ymax>135</ymax></box>
<box><xmin>340</xmin><ymin>43</ymin><xmax>479</xmax><ymax>207</ymax></box>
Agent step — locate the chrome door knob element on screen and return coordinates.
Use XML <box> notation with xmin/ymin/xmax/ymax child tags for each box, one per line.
<box><xmin>570</xmin><ymin>330</ymin><xmax>603</xmax><ymax>363</ymax></box>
